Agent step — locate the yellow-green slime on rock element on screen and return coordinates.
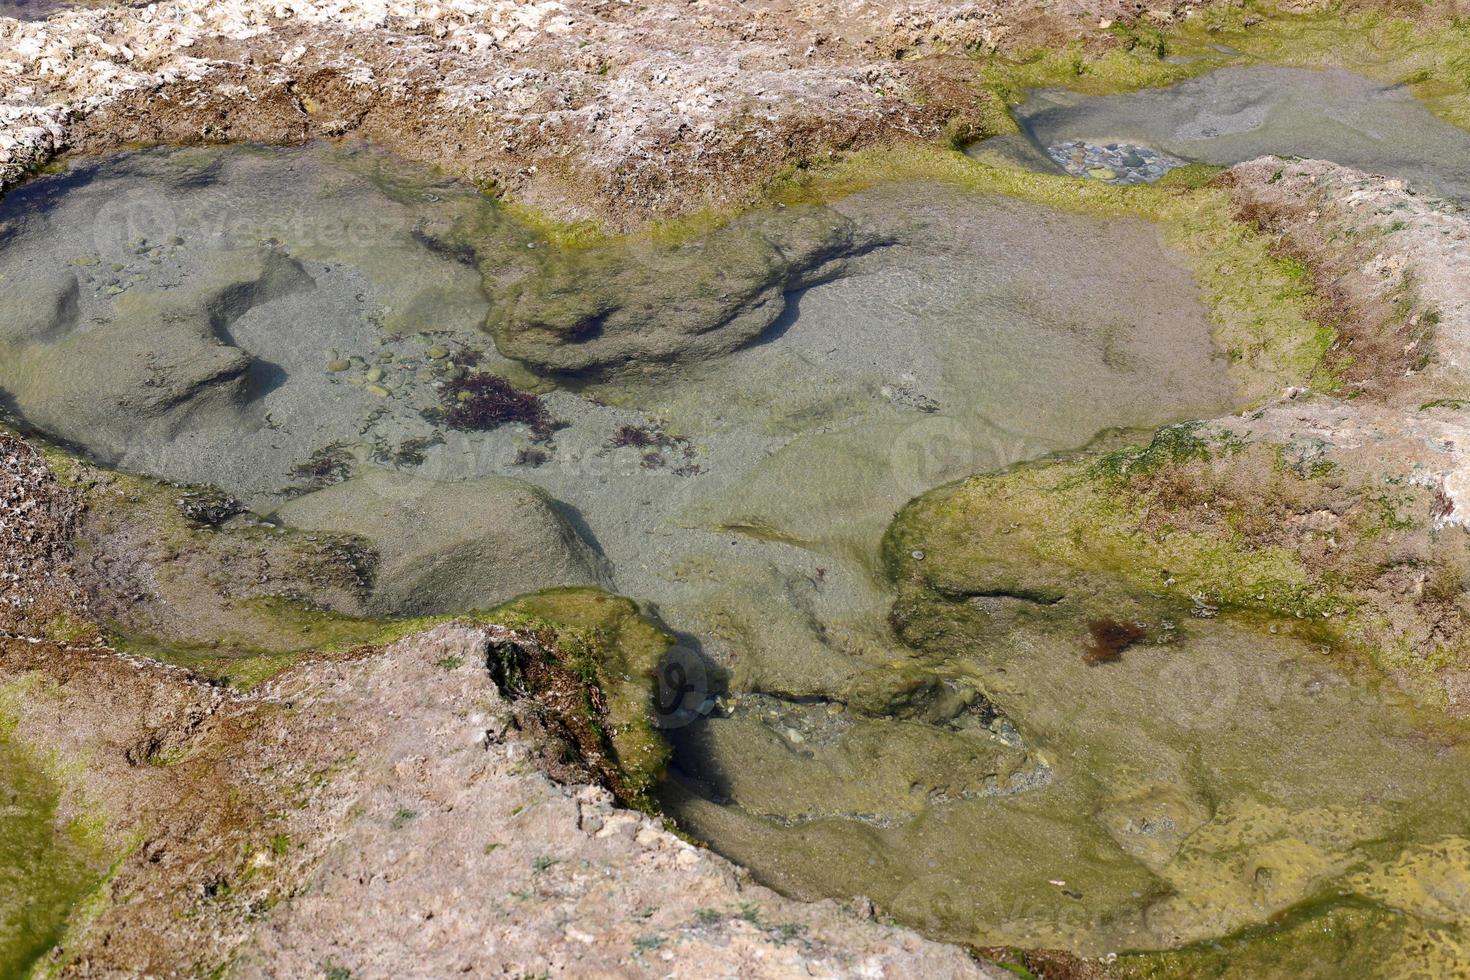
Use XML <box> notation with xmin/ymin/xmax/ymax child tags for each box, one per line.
<box><xmin>0</xmin><ymin>693</ymin><xmax>107</xmax><ymax>980</ymax></box>
<box><xmin>884</xmin><ymin>420</ymin><xmax>1470</xmax><ymax>690</ymax></box>
<box><xmin>107</xmin><ymin>588</ymin><xmax>674</xmax><ymax>806</ymax></box>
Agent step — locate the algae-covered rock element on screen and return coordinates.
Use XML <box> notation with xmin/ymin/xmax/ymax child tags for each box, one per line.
<box><xmin>0</xmin><ymin>246</ymin><xmax>318</xmax><ymax>466</ymax></box>
<box><xmin>494</xmin><ymin>588</ymin><xmax>674</xmax><ymax>803</ymax></box>
<box><xmin>275</xmin><ymin>469</ymin><xmax>606</xmax><ymax>616</ymax></box>
<box><xmin>0</xmin><ymin>739</ymin><xmax>97</xmax><ymax>978</ymax></box>
<box><xmin>672</xmin><ymin>696</ymin><xmax>1035</xmax><ymax>825</ymax></box>
<box><xmin>488</xmin><ymin>205</ymin><xmax>886</xmax><ymax>378</ymax></box>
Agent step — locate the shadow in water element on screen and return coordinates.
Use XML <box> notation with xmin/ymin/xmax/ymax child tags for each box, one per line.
<box><xmin>241</xmin><ymin>358</ymin><xmax>289</xmax><ymax>401</ymax></box>
<box><xmin>748</xmin><ymin>286</ymin><xmax>807</xmax><ymax>349</ymax></box>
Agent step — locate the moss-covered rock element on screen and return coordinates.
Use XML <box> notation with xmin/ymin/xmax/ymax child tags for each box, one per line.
<box><xmin>493</xmin><ymin>588</ymin><xmax>675</xmax><ymax>805</ymax></box>
<box><xmin>485</xmin><ymin>204</ymin><xmax>885</xmax><ymax>380</ymax></box>
<box><xmin>885</xmin><ymin>419</ymin><xmax>1470</xmax><ymax>687</ymax></box>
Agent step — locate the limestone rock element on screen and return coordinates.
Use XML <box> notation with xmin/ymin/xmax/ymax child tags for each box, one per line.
<box><xmin>275</xmin><ymin>469</ymin><xmax>607</xmax><ymax>615</ymax></box>
<box><xmin>489</xmin><ymin>205</ymin><xmax>888</xmax><ymax>378</ymax></box>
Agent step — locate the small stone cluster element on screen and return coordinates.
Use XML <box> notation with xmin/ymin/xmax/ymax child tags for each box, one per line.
<box><xmin>0</xmin><ymin>432</ymin><xmax>86</xmax><ymax>633</ymax></box>
<box><xmin>1046</xmin><ymin>139</ymin><xmax>1186</xmax><ymax>184</ymax></box>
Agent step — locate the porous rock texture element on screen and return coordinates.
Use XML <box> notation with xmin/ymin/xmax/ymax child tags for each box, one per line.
<box><xmin>0</xmin><ymin>432</ymin><xmax>88</xmax><ymax>637</ymax></box>
<box><xmin>1225</xmin><ymin>157</ymin><xmax>1470</xmax><ymax>528</ymax></box>
<box><xmin>1</xmin><ymin>0</ymin><xmax>1194</xmax><ymax>225</ymax></box>
<box><xmin>0</xmin><ymin>624</ymin><xmax>1001</xmax><ymax>978</ymax></box>
<box><xmin>1207</xmin><ymin>158</ymin><xmax>1470</xmax><ymax>702</ymax></box>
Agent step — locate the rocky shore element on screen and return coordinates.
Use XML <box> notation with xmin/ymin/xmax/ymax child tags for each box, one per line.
<box><xmin>0</xmin><ymin>0</ymin><xmax>1204</xmax><ymax>224</ymax></box>
<box><xmin>3</xmin><ymin>0</ymin><xmax>1470</xmax><ymax>976</ymax></box>
<box><xmin>0</xmin><ymin>626</ymin><xmax>998</xmax><ymax>978</ymax></box>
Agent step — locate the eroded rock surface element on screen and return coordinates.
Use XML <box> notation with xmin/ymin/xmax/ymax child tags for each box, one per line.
<box><xmin>0</xmin><ymin>0</ymin><xmax>1201</xmax><ymax>224</ymax></box>
<box><xmin>0</xmin><ymin>625</ymin><xmax>1001</xmax><ymax>978</ymax></box>
<box><xmin>276</xmin><ymin>470</ymin><xmax>608</xmax><ymax>616</ymax></box>
<box><xmin>0</xmin><ymin>433</ymin><xmax>85</xmax><ymax>636</ymax></box>
<box><xmin>491</xmin><ymin>205</ymin><xmax>887</xmax><ymax>378</ymax></box>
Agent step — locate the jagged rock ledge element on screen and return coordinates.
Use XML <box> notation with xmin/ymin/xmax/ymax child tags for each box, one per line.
<box><xmin>0</xmin><ymin>624</ymin><xmax>1002</xmax><ymax>977</ymax></box>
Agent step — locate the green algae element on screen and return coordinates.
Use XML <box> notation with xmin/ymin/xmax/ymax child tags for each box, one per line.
<box><xmin>1117</xmin><ymin>895</ymin><xmax>1470</xmax><ymax>979</ymax></box>
<box><xmin>492</xmin><ymin>588</ymin><xmax>674</xmax><ymax>803</ymax></box>
<box><xmin>0</xmin><ymin>737</ymin><xmax>97</xmax><ymax>978</ymax></box>
<box><xmin>106</xmin><ymin>603</ymin><xmax>447</xmax><ymax>691</ymax></box>
<box><xmin>883</xmin><ymin>418</ymin><xmax>1470</xmax><ymax>688</ymax></box>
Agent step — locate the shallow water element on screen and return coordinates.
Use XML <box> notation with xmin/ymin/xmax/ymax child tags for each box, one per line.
<box><xmin>0</xmin><ymin>0</ymin><xmax>86</xmax><ymax>20</ymax></box>
<box><xmin>0</xmin><ymin>144</ymin><xmax>1233</xmax><ymax>680</ymax></box>
<box><xmin>0</xmin><ymin>146</ymin><xmax>498</xmax><ymax>506</ymax></box>
<box><xmin>978</xmin><ymin>66</ymin><xmax>1470</xmax><ymax>201</ymax></box>
<box><xmin>671</xmin><ymin>584</ymin><xmax>1470</xmax><ymax>957</ymax></box>
<box><xmin>1</xmin><ymin>142</ymin><xmax>1467</xmax><ymax>963</ymax></box>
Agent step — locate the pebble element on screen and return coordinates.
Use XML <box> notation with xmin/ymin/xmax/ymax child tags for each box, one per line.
<box><xmin>366</xmin><ymin>367</ymin><xmax>385</xmax><ymax>383</ymax></box>
<box><xmin>428</xmin><ymin>345</ymin><xmax>449</xmax><ymax>360</ymax></box>
<box><xmin>366</xmin><ymin>383</ymin><xmax>392</xmax><ymax>397</ymax></box>
<box><xmin>1048</xmin><ymin>140</ymin><xmax>1187</xmax><ymax>185</ymax></box>
<box><xmin>327</xmin><ymin>359</ymin><xmax>351</xmax><ymax>372</ymax></box>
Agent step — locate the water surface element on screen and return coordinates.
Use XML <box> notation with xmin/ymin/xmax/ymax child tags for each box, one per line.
<box><xmin>1</xmin><ymin>143</ymin><xmax>1466</xmax><ymax>963</ymax></box>
<box><xmin>977</xmin><ymin>66</ymin><xmax>1470</xmax><ymax>201</ymax></box>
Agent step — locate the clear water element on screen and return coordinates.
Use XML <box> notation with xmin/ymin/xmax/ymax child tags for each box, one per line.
<box><xmin>2</xmin><ymin>142</ymin><xmax>1468</xmax><ymax>965</ymax></box>
<box><xmin>0</xmin><ymin>0</ymin><xmax>83</xmax><ymax>21</ymax></box>
<box><xmin>979</xmin><ymin>65</ymin><xmax>1470</xmax><ymax>202</ymax></box>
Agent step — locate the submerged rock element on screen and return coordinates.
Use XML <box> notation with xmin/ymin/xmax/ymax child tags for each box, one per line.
<box><xmin>1055</xmin><ymin>141</ymin><xmax>1186</xmax><ymax>184</ymax></box>
<box><xmin>275</xmin><ymin>470</ymin><xmax>607</xmax><ymax>616</ymax></box>
<box><xmin>0</xmin><ymin>144</ymin><xmax>501</xmax><ymax>505</ymax></box>
<box><xmin>489</xmin><ymin>205</ymin><xmax>888</xmax><ymax>378</ymax></box>
<box><xmin>0</xmin><ymin>250</ymin><xmax>311</xmax><ymax>463</ymax></box>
